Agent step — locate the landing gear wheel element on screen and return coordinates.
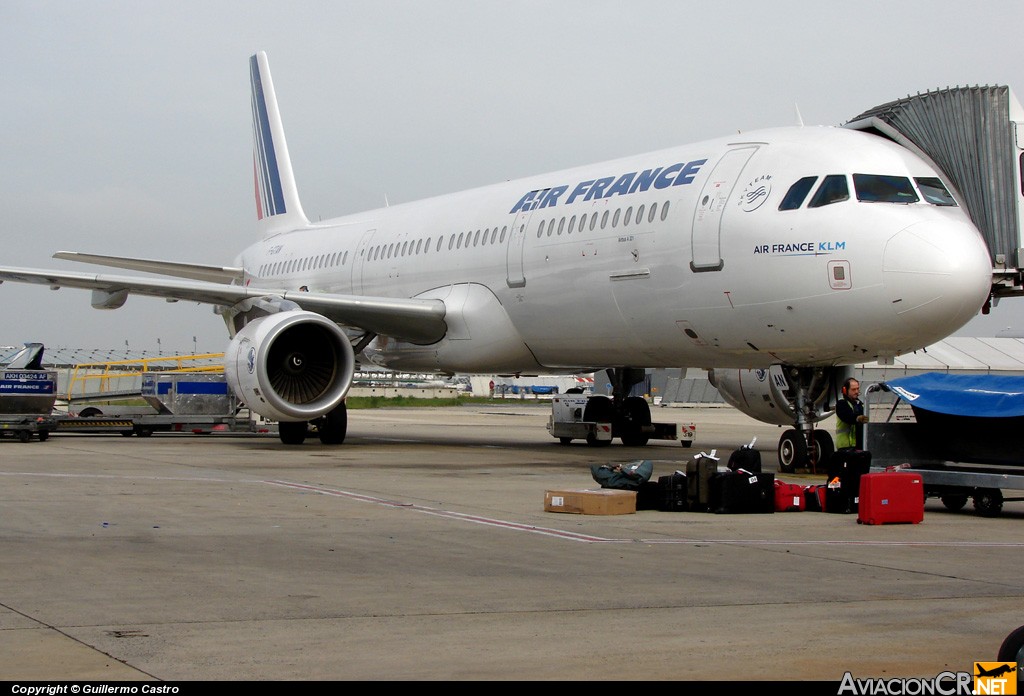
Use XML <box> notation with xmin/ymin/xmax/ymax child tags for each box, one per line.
<box><xmin>583</xmin><ymin>395</ymin><xmax>613</xmax><ymax>424</ymax></box>
<box><xmin>279</xmin><ymin>420</ymin><xmax>308</xmax><ymax>445</ymax></box>
<box><xmin>777</xmin><ymin>429</ymin><xmax>807</xmax><ymax>474</ymax></box>
<box><xmin>940</xmin><ymin>495</ymin><xmax>968</xmax><ymax>511</ymax></box>
<box><xmin>811</xmin><ymin>430</ymin><xmax>834</xmax><ymax>471</ymax></box>
<box><xmin>997</xmin><ymin>624</ymin><xmax>1024</xmax><ymax>673</ymax></box>
<box><xmin>620</xmin><ymin>396</ymin><xmax>651</xmax><ymax>447</ymax></box>
<box><xmin>317</xmin><ymin>404</ymin><xmax>348</xmax><ymax>445</ymax></box>
<box><xmin>973</xmin><ymin>489</ymin><xmax>1004</xmax><ymax>518</ymax></box>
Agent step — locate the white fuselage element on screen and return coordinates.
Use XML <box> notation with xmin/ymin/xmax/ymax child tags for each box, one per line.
<box><xmin>237</xmin><ymin>126</ymin><xmax>992</xmax><ymax>374</ymax></box>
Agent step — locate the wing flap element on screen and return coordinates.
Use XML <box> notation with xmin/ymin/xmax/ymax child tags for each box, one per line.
<box><xmin>0</xmin><ymin>266</ymin><xmax>447</xmax><ymax>344</ymax></box>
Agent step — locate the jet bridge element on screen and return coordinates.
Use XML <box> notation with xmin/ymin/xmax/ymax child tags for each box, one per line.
<box><xmin>844</xmin><ymin>85</ymin><xmax>1024</xmax><ymax>303</ymax></box>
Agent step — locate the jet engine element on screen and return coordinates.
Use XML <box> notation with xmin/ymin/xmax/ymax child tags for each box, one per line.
<box><xmin>224</xmin><ymin>310</ymin><xmax>355</xmax><ymax>423</ymax></box>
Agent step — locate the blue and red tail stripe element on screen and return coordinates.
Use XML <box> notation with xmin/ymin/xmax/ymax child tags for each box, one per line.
<box><xmin>249</xmin><ymin>54</ymin><xmax>286</xmax><ymax>219</ymax></box>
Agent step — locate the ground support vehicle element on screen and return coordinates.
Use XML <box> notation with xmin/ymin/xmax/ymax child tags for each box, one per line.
<box><xmin>547</xmin><ymin>394</ymin><xmax>695</xmax><ymax>447</ymax></box>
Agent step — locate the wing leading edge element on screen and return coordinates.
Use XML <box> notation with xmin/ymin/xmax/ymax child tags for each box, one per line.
<box><xmin>0</xmin><ymin>266</ymin><xmax>447</xmax><ymax>345</ymax></box>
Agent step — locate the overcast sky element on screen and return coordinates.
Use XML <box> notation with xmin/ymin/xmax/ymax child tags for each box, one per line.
<box><xmin>1</xmin><ymin>0</ymin><xmax>1022</xmax><ymax>354</ymax></box>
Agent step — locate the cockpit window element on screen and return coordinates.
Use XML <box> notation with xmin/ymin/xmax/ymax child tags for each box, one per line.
<box><xmin>808</xmin><ymin>175</ymin><xmax>849</xmax><ymax>208</ymax></box>
<box><xmin>853</xmin><ymin>174</ymin><xmax>919</xmax><ymax>203</ymax></box>
<box><xmin>778</xmin><ymin>176</ymin><xmax>818</xmax><ymax>211</ymax></box>
<box><xmin>914</xmin><ymin>177</ymin><xmax>957</xmax><ymax>206</ymax></box>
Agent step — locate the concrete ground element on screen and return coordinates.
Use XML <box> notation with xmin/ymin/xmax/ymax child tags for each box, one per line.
<box><xmin>0</xmin><ymin>403</ymin><xmax>1021</xmax><ymax>682</ymax></box>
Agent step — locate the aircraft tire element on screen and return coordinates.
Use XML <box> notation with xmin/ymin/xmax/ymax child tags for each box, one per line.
<box><xmin>317</xmin><ymin>404</ymin><xmax>347</xmax><ymax>445</ymax></box>
<box><xmin>777</xmin><ymin>429</ymin><xmax>807</xmax><ymax>474</ymax></box>
<box><xmin>620</xmin><ymin>396</ymin><xmax>651</xmax><ymax>447</ymax></box>
<box><xmin>811</xmin><ymin>430</ymin><xmax>834</xmax><ymax>470</ymax></box>
<box><xmin>279</xmin><ymin>420</ymin><xmax>308</xmax><ymax>445</ymax></box>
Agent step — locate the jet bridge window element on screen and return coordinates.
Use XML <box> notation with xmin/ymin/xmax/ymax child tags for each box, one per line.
<box><xmin>914</xmin><ymin>177</ymin><xmax>957</xmax><ymax>206</ymax></box>
<box><xmin>779</xmin><ymin>176</ymin><xmax>818</xmax><ymax>210</ymax></box>
<box><xmin>853</xmin><ymin>174</ymin><xmax>919</xmax><ymax>203</ymax></box>
<box><xmin>808</xmin><ymin>175</ymin><xmax>849</xmax><ymax>208</ymax></box>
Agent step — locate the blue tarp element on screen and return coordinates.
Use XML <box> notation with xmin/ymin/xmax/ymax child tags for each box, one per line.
<box><xmin>884</xmin><ymin>372</ymin><xmax>1024</xmax><ymax>418</ymax></box>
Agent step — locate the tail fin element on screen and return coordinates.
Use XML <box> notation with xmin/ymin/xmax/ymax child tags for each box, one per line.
<box><xmin>250</xmin><ymin>51</ymin><xmax>309</xmax><ymax>237</ymax></box>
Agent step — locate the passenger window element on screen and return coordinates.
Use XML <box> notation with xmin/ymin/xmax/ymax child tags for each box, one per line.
<box><xmin>661</xmin><ymin>200</ymin><xmax>670</xmax><ymax>221</ymax></box>
<box><xmin>578</xmin><ymin>213</ymin><xmax>587</xmax><ymax>232</ymax></box>
<box><xmin>914</xmin><ymin>177</ymin><xmax>957</xmax><ymax>206</ymax></box>
<box><xmin>636</xmin><ymin>204</ymin><xmax>644</xmax><ymax>224</ymax></box>
<box><xmin>557</xmin><ymin>217</ymin><xmax>565</xmax><ymax>235</ymax></box>
<box><xmin>854</xmin><ymin>174</ymin><xmax>919</xmax><ymax>203</ymax></box>
<box><xmin>601</xmin><ymin>210</ymin><xmax>609</xmax><ymax>229</ymax></box>
<box><xmin>612</xmin><ymin>209</ymin><xmax>621</xmax><ymax>227</ymax></box>
<box><xmin>649</xmin><ymin>203</ymin><xmax>657</xmax><ymax>223</ymax></box>
<box><xmin>590</xmin><ymin>214</ymin><xmax>598</xmax><ymax>232</ymax></box>
<box><xmin>779</xmin><ymin>176</ymin><xmax>818</xmax><ymax>210</ymax></box>
<box><xmin>624</xmin><ymin>207</ymin><xmax>633</xmax><ymax>226</ymax></box>
<box><xmin>808</xmin><ymin>175</ymin><xmax>850</xmax><ymax>208</ymax></box>
<box><xmin>538</xmin><ymin>220</ymin><xmax>546</xmax><ymax>238</ymax></box>
<box><xmin>474</xmin><ymin>230</ymin><xmax>481</xmax><ymax>246</ymax></box>
<box><xmin>500</xmin><ymin>226</ymin><xmax>507</xmax><ymax>243</ymax></box>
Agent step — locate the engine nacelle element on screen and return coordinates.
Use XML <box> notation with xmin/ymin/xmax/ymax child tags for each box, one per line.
<box><xmin>224</xmin><ymin>310</ymin><xmax>355</xmax><ymax>422</ymax></box>
<box><xmin>709</xmin><ymin>365</ymin><xmax>844</xmax><ymax>426</ymax></box>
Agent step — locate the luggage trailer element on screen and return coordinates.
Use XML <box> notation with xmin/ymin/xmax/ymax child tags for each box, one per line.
<box><xmin>863</xmin><ymin>382</ymin><xmax>1024</xmax><ymax>518</ymax></box>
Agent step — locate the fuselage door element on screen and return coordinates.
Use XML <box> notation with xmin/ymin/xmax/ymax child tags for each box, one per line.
<box><xmin>351</xmin><ymin>228</ymin><xmax>376</xmax><ymax>294</ymax></box>
<box><xmin>506</xmin><ymin>206</ymin><xmax>537</xmax><ymax>288</ymax></box>
<box><xmin>690</xmin><ymin>146</ymin><xmax>759</xmax><ymax>272</ymax></box>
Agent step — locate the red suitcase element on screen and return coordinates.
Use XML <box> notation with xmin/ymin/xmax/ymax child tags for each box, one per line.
<box><xmin>774</xmin><ymin>481</ymin><xmax>806</xmax><ymax>511</ymax></box>
<box><xmin>857</xmin><ymin>472</ymin><xmax>924</xmax><ymax>525</ymax></box>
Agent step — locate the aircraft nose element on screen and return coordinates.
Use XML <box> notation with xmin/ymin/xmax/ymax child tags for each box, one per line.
<box><xmin>882</xmin><ymin>220</ymin><xmax>992</xmax><ymax>338</ymax></box>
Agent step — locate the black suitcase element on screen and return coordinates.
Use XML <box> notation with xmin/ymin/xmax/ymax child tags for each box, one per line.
<box><xmin>686</xmin><ymin>460</ymin><xmax>718</xmax><ymax>512</ymax></box>
<box><xmin>658</xmin><ymin>472</ymin><xmax>688</xmax><ymax>512</ymax></box>
<box><xmin>635</xmin><ymin>479</ymin><xmax>663</xmax><ymax>511</ymax></box>
<box><xmin>709</xmin><ymin>472</ymin><xmax>775</xmax><ymax>514</ymax></box>
<box><xmin>727</xmin><ymin>446</ymin><xmax>761</xmax><ymax>473</ymax></box>
<box><xmin>825</xmin><ymin>450</ymin><xmax>871</xmax><ymax>514</ymax></box>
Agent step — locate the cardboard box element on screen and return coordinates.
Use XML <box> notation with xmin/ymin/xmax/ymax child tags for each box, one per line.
<box><xmin>544</xmin><ymin>488</ymin><xmax>637</xmax><ymax>515</ymax></box>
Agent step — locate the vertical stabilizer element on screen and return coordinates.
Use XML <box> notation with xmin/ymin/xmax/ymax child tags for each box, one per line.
<box><xmin>250</xmin><ymin>51</ymin><xmax>309</xmax><ymax>237</ymax></box>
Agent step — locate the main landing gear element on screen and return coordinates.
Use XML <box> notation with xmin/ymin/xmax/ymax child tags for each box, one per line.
<box><xmin>581</xmin><ymin>368</ymin><xmax>655</xmax><ymax>447</ymax></box>
<box><xmin>278</xmin><ymin>402</ymin><xmax>348</xmax><ymax>446</ymax></box>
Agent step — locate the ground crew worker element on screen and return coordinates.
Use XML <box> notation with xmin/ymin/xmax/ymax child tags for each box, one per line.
<box><xmin>835</xmin><ymin>377</ymin><xmax>867</xmax><ymax>449</ymax></box>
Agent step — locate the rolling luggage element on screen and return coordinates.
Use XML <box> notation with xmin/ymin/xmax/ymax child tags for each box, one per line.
<box><xmin>774</xmin><ymin>480</ymin><xmax>806</xmax><ymax>512</ymax></box>
<box><xmin>658</xmin><ymin>472</ymin><xmax>688</xmax><ymax>512</ymax></box>
<box><xmin>857</xmin><ymin>472</ymin><xmax>924</xmax><ymax>525</ymax></box>
<box><xmin>686</xmin><ymin>459</ymin><xmax>718</xmax><ymax>512</ymax></box>
<box><xmin>825</xmin><ymin>449</ymin><xmax>871</xmax><ymax>514</ymax></box>
<box><xmin>709</xmin><ymin>472</ymin><xmax>775</xmax><ymax>514</ymax></box>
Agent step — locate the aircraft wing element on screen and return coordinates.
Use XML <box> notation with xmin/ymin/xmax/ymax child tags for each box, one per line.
<box><xmin>52</xmin><ymin>251</ymin><xmax>245</xmax><ymax>284</ymax></box>
<box><xmin>0</xmin><ymin>266</ymin><xmax>447</xmax><ymax>344</ymax></box>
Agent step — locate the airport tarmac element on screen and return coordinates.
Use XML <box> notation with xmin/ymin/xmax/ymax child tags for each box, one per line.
<box><xmin>1</xmin><ymin>403</ymin><xmax>1022</xmax><ymax>682</ymax></box>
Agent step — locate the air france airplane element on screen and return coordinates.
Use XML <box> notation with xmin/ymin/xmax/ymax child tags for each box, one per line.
<box><xmin>0</xmin><ymin>52</ymin><xmax>994</xmax><ymax>467</ymax></box>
